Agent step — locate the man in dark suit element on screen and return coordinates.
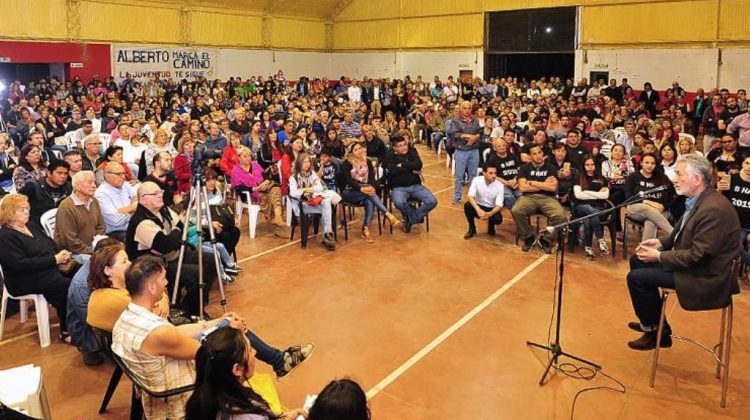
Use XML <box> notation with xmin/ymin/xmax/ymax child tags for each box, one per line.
<box><xmin>626</xmin><ymin>154</ymin><xmax>740</xmax><ymax>350</ymax></box>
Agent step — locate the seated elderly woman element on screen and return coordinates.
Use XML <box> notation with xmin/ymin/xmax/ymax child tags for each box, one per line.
<box><xmin>289</xmin><ymin>152</ymin><xmax>336</xmax><ymax>251</ymax></box>
<box><xmin>231</xmin><ymin>146</ymin><xmax>289</xmax><ymax>238</ymax></box>
<box><xmin>0</xmin><ymin>194</ymin><xmax>75</xmax><ymax>343</ymax></box>
<box><xmin>340</xmin><ymin>143</ymin><xmax>401</xmax><ymax>243</ymax></box>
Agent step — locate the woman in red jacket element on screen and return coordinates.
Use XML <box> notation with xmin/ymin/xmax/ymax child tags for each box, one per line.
<box><xmin>173</xmin><ymin>137</ymin><xmax>196</xmax><ymax>196</ymax></box>
<box><xmin>219</xmin><ymin>132</ymin><xmax>242</xmax><ymax>178</ymax></box>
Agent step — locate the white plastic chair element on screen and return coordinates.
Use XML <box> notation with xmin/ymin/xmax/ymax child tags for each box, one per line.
<box><xmin>600</xmin><ymin>139</ymin><xmax>615</xmax><ymax>159</ymax></box>
<box><xmin>0</xmin><ymin>364</ymin><xmax>52</xmax><ymax>419</ymax></box>
<box><xmin>64</xmin><ymin>131</ymin><xmax>78</xmax><ymax>150</ymax></box>
<box><xmin>39</xmin><ymin>209</ymin><xmax>57</xmax><ymax>238</ymax></box>
<box><xmin>0</xmin><ymin>279</ymin><xmax>52</xmax><ymax>348</ymax></box>
<box><xmin>98</xmin><ymin>133</ymin><xmax>111</xmax><ymax>152</ymax></box>
<box><xmin>235</xmin><ymin>191</ymin><xmax>261</xmax><ymax>239</ymax></box>
<box><xmin>477</xmin><ymin>148</ymin><xmax>492</xmax><ymax>176</ymax></box>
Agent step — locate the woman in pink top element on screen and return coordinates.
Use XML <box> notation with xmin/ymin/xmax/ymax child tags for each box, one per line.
<box><xmin>231</xmin><ymin>147</ymin><xmax>288</xmax><ymax>238</ymax></box>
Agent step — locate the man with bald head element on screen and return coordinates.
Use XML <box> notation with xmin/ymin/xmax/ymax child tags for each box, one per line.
<box><xmin>125</xmin><ymin>181</ymin><xmax>217</xmax><ymax>316</ymax></box>
<box><xmin>54</xmin><ymin>170</ymin><xmax>106</xmax><ymax>263</ymax></box>
<box><xmin>95</xmin><ymin>162</ymin><xmax>138</xmax><ymax>241</ymax></box>
<box><xmin>448</xmin><ymin>100</ymin><xmax>481</xmax><ymax>205</ymax></box>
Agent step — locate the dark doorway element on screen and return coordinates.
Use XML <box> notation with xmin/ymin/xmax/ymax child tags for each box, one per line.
<box><xmin>0</xmin><ymin>63</ymin><xmax>53</xmax><ymax>83</ymax></box>
<box><xmin>589</xmin><ymin>71</ymin><xmax>609</xmax><ymax>85</ymax></box>
<box><xmin>485</xmin><ymin>53</ymin><xmax>574</xmax><ymax>81</ymax></box>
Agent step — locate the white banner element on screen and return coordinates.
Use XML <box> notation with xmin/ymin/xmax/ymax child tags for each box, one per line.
<box><xmin>112</xmin><ymin>45</ymin><xmax>216</xmax><ymax>81</ymax></box>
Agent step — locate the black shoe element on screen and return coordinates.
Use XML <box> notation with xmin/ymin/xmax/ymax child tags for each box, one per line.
<box><xmin>464</xmin><ymin>229</ymin><xmax>476</xmax><ymax>239</ymax></box>
<box><xmin>321</xmin><ymin>236</ymin><xmax>336</xmax><ymax>251</ymax></box>
<box><xmin>627</xmin><ymin>331</ymin><xmax>673</xmax><ymax>351</ymax></box>
<box><xmin>402</xmin><ymin>220</ymin><xmax>412</xmax><ymax>233</ymax></box>
<box><xmin>487</xmin><ymin>224</ymin><xmax>496</xmax><ymax>236</ymax></box>
<box><xmin>628</xmin><ymin>322</ymin><xmax>644</xmax><ymax>332</ymax></box>
<box><xmin>83</xmin><ymin>351</ymin><xmax>104</xmax><ymax>366</ymax></box>
<box><xmin>539</xmin><ymin>238</ymin><xmax>553</xmax><ymax>254</ymax></box>
<box><xmin>522</xmin><ymin>237</ymin><xmax>535</xmax><ymax>252</ymax></box>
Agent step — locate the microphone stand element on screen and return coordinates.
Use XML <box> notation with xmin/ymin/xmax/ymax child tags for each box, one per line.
<box><xmin>526</xmin><ymin>192</ymin><xmax>649</xmax><ymax>385</ymax></box>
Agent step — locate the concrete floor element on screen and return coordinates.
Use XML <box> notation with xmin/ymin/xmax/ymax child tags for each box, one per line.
<box><xmin>1</xmin><ymin>146</ymin><xmax>748</xmax><ymax>419</ymax></box>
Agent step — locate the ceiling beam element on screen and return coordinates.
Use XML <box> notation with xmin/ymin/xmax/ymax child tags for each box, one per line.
<box><xmin>327</xmin><ymin>0</ymin><xmax>355</xmax><ymax>21</ymax></box>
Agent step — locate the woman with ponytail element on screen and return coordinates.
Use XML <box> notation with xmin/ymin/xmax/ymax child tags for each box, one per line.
<box><xmin>186</xmin><ymin>327</ymin><xmax>307</xmax><ymax>420</ymax></box>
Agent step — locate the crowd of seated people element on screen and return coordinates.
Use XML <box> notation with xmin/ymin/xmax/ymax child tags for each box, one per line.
<box><xmin>1</xmin><ymin>70</ymin><xmax>749</xmax><ymax>417</ymax></box>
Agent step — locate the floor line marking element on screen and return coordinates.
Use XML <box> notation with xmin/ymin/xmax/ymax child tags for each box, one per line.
<box><xmin>237</xmin><ymin>219</ymin><xmax>361</xmax><ymax>263</ymax></box>
<box><xmin>0</xmin><ymin>323</ymin><xmax>60</xmax><ymax>346</ymax></box>
<box><xmin>365</xmin><ymin>254</ymin><xmax>550</xmax><ymax>400</ymax></box>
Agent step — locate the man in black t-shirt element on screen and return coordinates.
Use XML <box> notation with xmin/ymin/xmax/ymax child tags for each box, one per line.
<box><xmin>486</xmin><ymin>138</ymin><xmax>522</xmax><ymax>208</ymax></box>
<box><xmin>144</xmin><ymin>151</ymin><xmax>181</xmax><ymax>210</ymax></box>
<box><xmin>564</xmin><ymin>129</ymin><xmax>587</xmax><ymax>170</ymax></box>
<box><xmin>718</xmin><ymin>153</ymin><xmax>750</xmax><ymax>265</ymax></box>
<box><xmin>511</xmin><ymin>144</ymin><xmax>567</xmax><ymax>253</ymax></box>
<box><xmin>19</xmin><ymin>160</ymin><xmax>72</xmax><ymax>227</ymax></box>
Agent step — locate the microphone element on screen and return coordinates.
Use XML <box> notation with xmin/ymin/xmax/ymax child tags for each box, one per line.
<box><xmin>638</xmin><ymin>185</ymin><xmax>668</xmax><ymax>197</ymax></box>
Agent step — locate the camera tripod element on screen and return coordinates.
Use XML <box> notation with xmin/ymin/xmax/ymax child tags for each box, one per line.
<box><xmin>171</xmin><ymin>165</ymin><xmax>228</xmax><ymax>319</ymax></box>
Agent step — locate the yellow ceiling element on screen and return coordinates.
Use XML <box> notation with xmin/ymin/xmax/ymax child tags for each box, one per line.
<box><xmin>180</xmin><ymin>0</ymin><xmax>346</xmax><ymax>19</ymax></box>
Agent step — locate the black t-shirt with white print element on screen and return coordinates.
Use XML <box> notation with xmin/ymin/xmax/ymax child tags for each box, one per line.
<box><xmin>486</xmin><ymin>153</ymin><xmax>521</xmax><ymax>181</ymax></box>
<box><xmin>723</xmin><ymin>173</ymin><xmax>750</xmax><ymax>229</ymax></box>
<box><xmin>518</xmin><ymin>161</ymin><xmax>557</xmax><ymax>196</ymax></box>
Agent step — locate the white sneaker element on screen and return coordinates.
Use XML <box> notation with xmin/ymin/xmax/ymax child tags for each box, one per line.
<box><xmin>598</xmin><ymin>239</ymin><xmax>610</xmax><ymax>256</ymax></box>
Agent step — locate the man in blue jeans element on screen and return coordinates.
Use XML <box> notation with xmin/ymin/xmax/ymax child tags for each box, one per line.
<box><xmin>382</xmin><ymin>135</ymin><xmax>437</xmax><ymax>233</ymax></box>
<box><xmin>448</xmin><ymin>101</ymin><xmax>481</xmax><ymax>205</ymax></box>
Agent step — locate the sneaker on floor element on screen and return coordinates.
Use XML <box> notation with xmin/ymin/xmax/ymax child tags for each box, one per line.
<box><xmin>598</xmin><ymin>239</ymin><xmax>610</xmax><ymax>256</ymax></box>
<box><xmin>464</xmin><ymin>228</ymin><xmax>476</xmax><ymax>239</ymax></box>
<box><xmin>222</xmin><ymin>275</ymin><xmax>236</xmax><ymax>285</ymax></box>
<box><xmin>584</xmin><ymin>246</ymin><xmax>595</xmax><ymax>260</ymax></box>
<box><xmin>224</xmin><ymin>266</ymin><xmax>241</xmax><ymax>275</ymax></box>
<box><xmin>276</xmin><ymin>344</ymin><xmax>315</xmax><ymax>380</ymax></box>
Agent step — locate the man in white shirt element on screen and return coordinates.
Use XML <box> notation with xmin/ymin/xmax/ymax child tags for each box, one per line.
<box><xmin>347</xmin><ymin>80</ymin><xmax>362</xmax><ymax>104</ymax></box>
<box><xmin>95</xmin><ymin>162</ymin><xmax>138</xmax><ymax>241</ymax></box>
<box><xmin>444</xmin><ymin>80</ymin><xmax>459</xmax><ymax>104</ymax></box>
<box><xmin>464</xmin><ymin>165</ymin><xmax>504</xmax><ymax>239</ymax></box>
<box><xmin>617</xmin><ymin>120</ymin><xmax>637</xmax><ymax>155</ymax></box>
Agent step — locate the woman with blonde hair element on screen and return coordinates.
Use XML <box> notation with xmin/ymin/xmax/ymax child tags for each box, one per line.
<box><xmin>677</xmin><ymin>136</ymin><xmax>702</xmax><ymax>157</ymax></box>
<box><xmin>341</xmin><ymin>143</ymin><xmax>401</xmax><ymax>243</ymax></box>
<box><xmin>231</xmin><ymin>146</ymin><xmax>289</xmax><ymax>238</ymax></box>
<box><xmin>145</xmin><ymin>128</ymin><xmax>177</xmax><ymax>174</ymax></box>
<box><xmin>0</xmin><ymin>194</ymin><xmax>74</xmax><ymax>342</ymax></box>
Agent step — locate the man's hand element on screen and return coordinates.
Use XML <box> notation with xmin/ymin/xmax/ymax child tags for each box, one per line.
<box><xmin>55</xmin><ymin>250</ymin><xmax>71</xmax><ymax>265</ymax></box>
<box><xmin>636</xmin><ymin>246</ymin><xmax>660</xmax><ymax>263</ymax></box>
<box><xmin>212</xmin><ymin>221</ymin><xmax>223</xmax><ymax>234</ymax></box>
<box><xmin>476</xmin><ymin>208</ymin><xmax>487</xmax><ymax>219</ymax></box>
<box><xmin>637</xmin><ymin>238</ymin><xmax>662</xmax><ymax>251</ymax></box>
